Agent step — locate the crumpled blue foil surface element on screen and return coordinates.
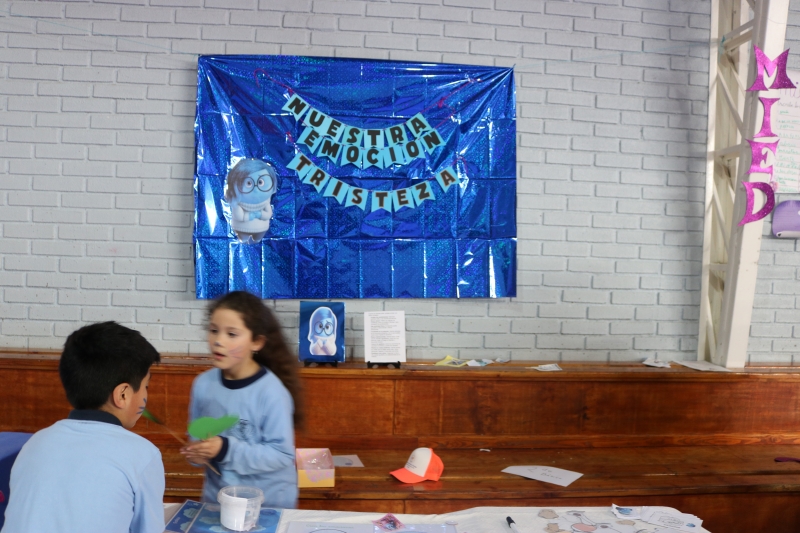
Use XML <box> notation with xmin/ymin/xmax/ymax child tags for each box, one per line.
<box><xmin>194</xmin><ymin>55</ymin><xmax>516</xmax><ymax>299</ymax></box>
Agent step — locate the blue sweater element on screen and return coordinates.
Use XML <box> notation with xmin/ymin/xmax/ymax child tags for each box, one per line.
<box><xmin>1</xmin><ymin>410</ymin><xmax>165</xmax><ymax>533</ymax></box>
<box><xmin>189</xmin><ymin>367</ymin><xmax>297</xmax><ymax>509</ymax></box>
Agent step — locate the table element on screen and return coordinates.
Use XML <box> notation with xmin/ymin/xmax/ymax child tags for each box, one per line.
<box><xmin>164</xmin><ymin>504</ymin><xmax>712</xmax><ymax>533</ymax></box>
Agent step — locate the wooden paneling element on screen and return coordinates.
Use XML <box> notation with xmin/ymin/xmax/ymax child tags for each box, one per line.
<box><xmin>394</xmin><ymin>380</ymin><xmax>441</xmax><ymax>435</ymax></box>
<box><xmin>294</xmin><ymin>447</ymin><xmax>800</xmax><ymax>531</ymax></box>
<box><xmin>303</xmin><ymin>377</ymin><xmax>395</xmax><ymax>435</ymax></box>
<box><xmin>6</xmin><ymin>356</ymin><xmax>800</xmax><ymax>447</ymax></box>
<box><xmin>396</xmin><ymin>378</ymin><xmax>800</xmax><ymax>440</ymax></box>
<box><xmin>1</xmin><ymin>364</ymin><xmax>71</xmax><ymax>432</ymax></box>
<box><xmin>8</xmin><ymin>359</ymin><xmax>800</xmax><ymax>448</ymax></box>
<box><xmin>5</xmin><ymin>354</ymin><xmax>800</xmax><ymax>531</ymax></box>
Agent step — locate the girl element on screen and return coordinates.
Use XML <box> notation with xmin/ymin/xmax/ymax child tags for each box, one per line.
<box><xmin>181</xmin><ymin>291</ymin><xmax>302</xmax><ymax>509</ymax></box>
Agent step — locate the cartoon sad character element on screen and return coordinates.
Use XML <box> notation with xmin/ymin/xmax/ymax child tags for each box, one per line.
<box><xmin>224</xmin><ymin>159</ymin><xmax>278</xmax><ymax>244</ymax></box>
<box><xmin>308</xmin><ymin>306</ymin><xmax>337</xmax><ymax>356</ymax></box>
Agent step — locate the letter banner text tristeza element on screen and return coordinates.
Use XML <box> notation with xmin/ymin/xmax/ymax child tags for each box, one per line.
<box><xmin>194</xmin><ymin>55</ymin><xmax>516</xmax><ymax>299</ymax></box>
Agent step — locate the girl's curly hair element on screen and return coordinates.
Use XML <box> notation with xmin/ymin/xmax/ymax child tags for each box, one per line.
<box><xmin>207</xmin><ymin>291</ymin><xmax>303</xmax><ymax>427</ymax></box>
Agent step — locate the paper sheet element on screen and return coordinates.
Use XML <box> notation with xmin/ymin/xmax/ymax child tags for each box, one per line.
<box><xmin>528</xmin><ymin>364</ymin><xmax>562</xmax><ymax>372</ymax></box>
<box><xmin>466</xmin><ymin>359</ymin><xmax>494</xmax><ymax>366</ymax></box>
<box><xmin>675</xmin><ymin>360</ymin><xmax>732</xmax><ymax>372</ymax></box>
<box><xmin>288</xmin><ymin>520</ymin><xmax>446</xmax><ymax>533</ymax></box>
<box><xmin>501</xmin><ymin>466</ymin><xmax>583</xmax><ymax>487</ymax></box>
<box><xmin>364</xmin><ymin>311</ymin><xmax>406</xmax><ymax>363</ymax></box>
<box><xmin>274</xmin><ymin>506</ymin><xmax>711</xmax><ymax>533</ymax></box>
<box><xmin>164</xmin><ymin>502</ymin><xmax>280</xmax><ymax>533</ymax></box>
<box><xmin>287</xmin><ymin>523</ymin><xmax>374</xmax><ymax>533</ymax></box>
<box><xmin>641</xmin><ymin>506</ymin><xmax>703</xmax><ymax>532</ymax></box>
<box><xmin>434</xmin><ymin>355</ymin><xmax>467</xmax><ymax>367</ymax></box>
<box><xmin>771</xmin><ymin>76</ymin><xmax>800</xmax><ymax>193</ymax></box>
<box><xmin>643</xmin><ymin>356</ymin><xmax>670</xmax><ymax>368</ymax></box>
<box><xmin>333</xmin><ymin>455</ymin><xmax>364</xmax><ymax>467</ymax></box>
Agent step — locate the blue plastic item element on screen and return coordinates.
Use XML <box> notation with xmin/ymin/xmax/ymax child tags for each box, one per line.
<box><xmin>0</xmin><ymin>432</ymin><xmax>33</xmax><ymax>530</ymax></box>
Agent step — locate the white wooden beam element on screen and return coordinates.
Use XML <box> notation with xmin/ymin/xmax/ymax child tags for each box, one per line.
<box><xmin>716</xmin><ymin>0</ymin><xmax>791</xmax><ymax>367</ymax></box>
<box><xmin>711</xmin><ymin>186</ymin><xmax>731</xmax><ymax>250</ymax></box>
<box><xmin>699</xmin><ymin>0</ymin><xmax>722</xmax><ymax>361</ymax></box>
<box><xmin>717</xmin><ymin>71</ymin><xmax>747</xmax><ymax>135</ymax></box>
<box><xmin>724</xmin><ymin>28</ymin><xmax>754</xmax><ymax>52</ymax></box>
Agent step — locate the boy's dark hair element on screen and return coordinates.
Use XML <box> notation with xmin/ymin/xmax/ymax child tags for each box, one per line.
<box><xmin>59</xmin><ymin>322</ymin><xmax>161</xmax><ymax>410</ymax></box>
<box><xmin>208</xmin><ymin>291</ymin><xmax>303</xmax><ymax>426</ymax></box>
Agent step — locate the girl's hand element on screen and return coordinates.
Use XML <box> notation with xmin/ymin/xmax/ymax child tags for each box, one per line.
<box><xmin>180</xmin><ymin>436</ymin><xmax>223</xmax><ymax>463</ymax></box>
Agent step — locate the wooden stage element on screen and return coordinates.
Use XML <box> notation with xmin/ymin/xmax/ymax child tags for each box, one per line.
<box><xmin>3</xmin><ymin>352</ymin><xmax>800</xmax><ymax>531</ymax></box>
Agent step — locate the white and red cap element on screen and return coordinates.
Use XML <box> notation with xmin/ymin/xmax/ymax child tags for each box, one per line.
<box><xmin>390</xmin><ymin>447</ymin><xmax>444</xmax><ymax>483</ymax></box>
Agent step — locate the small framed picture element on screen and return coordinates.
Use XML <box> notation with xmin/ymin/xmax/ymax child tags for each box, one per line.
<box><xmin>299</xmin><ymin>302</ymin><xmax>345</xmax><ymax>364</ymax></box>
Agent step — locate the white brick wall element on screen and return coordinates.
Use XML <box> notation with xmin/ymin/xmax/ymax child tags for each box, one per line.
<box><xmin>0</xmin><ymin>0</ymin><xmax>714</xmax><ymax>361</ymax></box>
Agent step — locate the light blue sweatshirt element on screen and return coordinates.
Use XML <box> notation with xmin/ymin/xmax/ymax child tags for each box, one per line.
<box><xmin>189</xmin><ymin>367</ymin><xmax>298</xmax><ymax>509</ymax></box>
<box><xmin>1</xmin><ymin>411</ymin><xmax>165</xmax><ymax>533</ymax></box>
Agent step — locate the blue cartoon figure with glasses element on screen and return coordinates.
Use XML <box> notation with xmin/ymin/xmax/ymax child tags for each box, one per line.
<box><xmin>308</xmin><ymin>306</ymin><xmax>337</xmax><ymax>356</ymax></box>
<box><xmin>224</xmin><ymin>158</ymin><xmax>278</xmax><ymax>244</ymax></box>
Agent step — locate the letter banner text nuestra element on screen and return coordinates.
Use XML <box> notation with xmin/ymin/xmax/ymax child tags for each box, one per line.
<box><xmin>194</xmin><ymin>55</ymin><xmax>516</xmax><ymax>299</ymax></box>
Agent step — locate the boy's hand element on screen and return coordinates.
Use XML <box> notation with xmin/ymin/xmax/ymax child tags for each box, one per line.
<box><xmin>180</xmin><ymin>436</ymin><xmax>223</xmax><ymax>463</ymax></box>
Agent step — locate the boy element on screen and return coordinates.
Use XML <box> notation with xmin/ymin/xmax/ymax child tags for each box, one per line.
<box><xmin>1</xmin><ymin>322</ymin><xmax>165</xmax><ymax>533</ymax></box>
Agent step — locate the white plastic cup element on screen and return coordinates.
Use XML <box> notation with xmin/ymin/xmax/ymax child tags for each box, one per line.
<box><xmin>217</xmin><ymin>485</ymin><xmax>264</xmax><ymax>531</ymax></box>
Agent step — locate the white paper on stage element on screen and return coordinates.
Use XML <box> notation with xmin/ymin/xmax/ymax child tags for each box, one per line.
<box><xmin>675</xmin><ymin>360</ymin><xmax>732</xmax><ymax>372</ymax></box>
<box><xmin>364</xmin><ymin>311</ymin><xmax>406</xmax><ymax>363</ymax></box>
<box><xmin>287</xmin><ymin>523</ymin><xmax>374</xmax><ymax>533</ymax></box>
<box><xmin>501</xmin><ymin>465</ymin><xmax>583</xmax><ymax>487</ymax></box>
<box><xmin>528</xmin><ymin>364</ymin><xmax>562</xmax><ymax>372</ymax></box>
<box><xmin>333</xmin><ymin>455</ymin><xmax>364</xmax><ymax>467</ymax></box>
<box><xmin>643</xmin><ymin>356</ymin><xmax>671</xmax><ymax>368</ymax></box>
<box><xmin>771</xmin><ymin>73</ymin><xmax>800</xmax><ymax>192</ymax></box>
<box><xmin>286</xmin><ymin>522</ymin><xmax>445</xmax><ymax>533</ymax></box>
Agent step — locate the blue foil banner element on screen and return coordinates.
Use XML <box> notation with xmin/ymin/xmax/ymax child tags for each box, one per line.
<box><xmin>194</xmin><ymin>55</ymin><xmax>516</xmax><ymax>299</ymax></box>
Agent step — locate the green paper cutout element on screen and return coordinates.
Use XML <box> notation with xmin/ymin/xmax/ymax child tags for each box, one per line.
<box><xmin>141</xmin><ymin>408</ymin><xmax>164</xmax><ymax>425</ymax></box>
<box><xmin>188</xmin><ymin>415</ymin><xmax>239</xmax><ymax>440</ymax></box>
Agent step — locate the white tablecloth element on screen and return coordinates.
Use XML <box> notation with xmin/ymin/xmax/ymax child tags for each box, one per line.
<box><xmin>165</xmin><ymin>504</ymin><xmax>711</xmax><ymax>533</ymax></box>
